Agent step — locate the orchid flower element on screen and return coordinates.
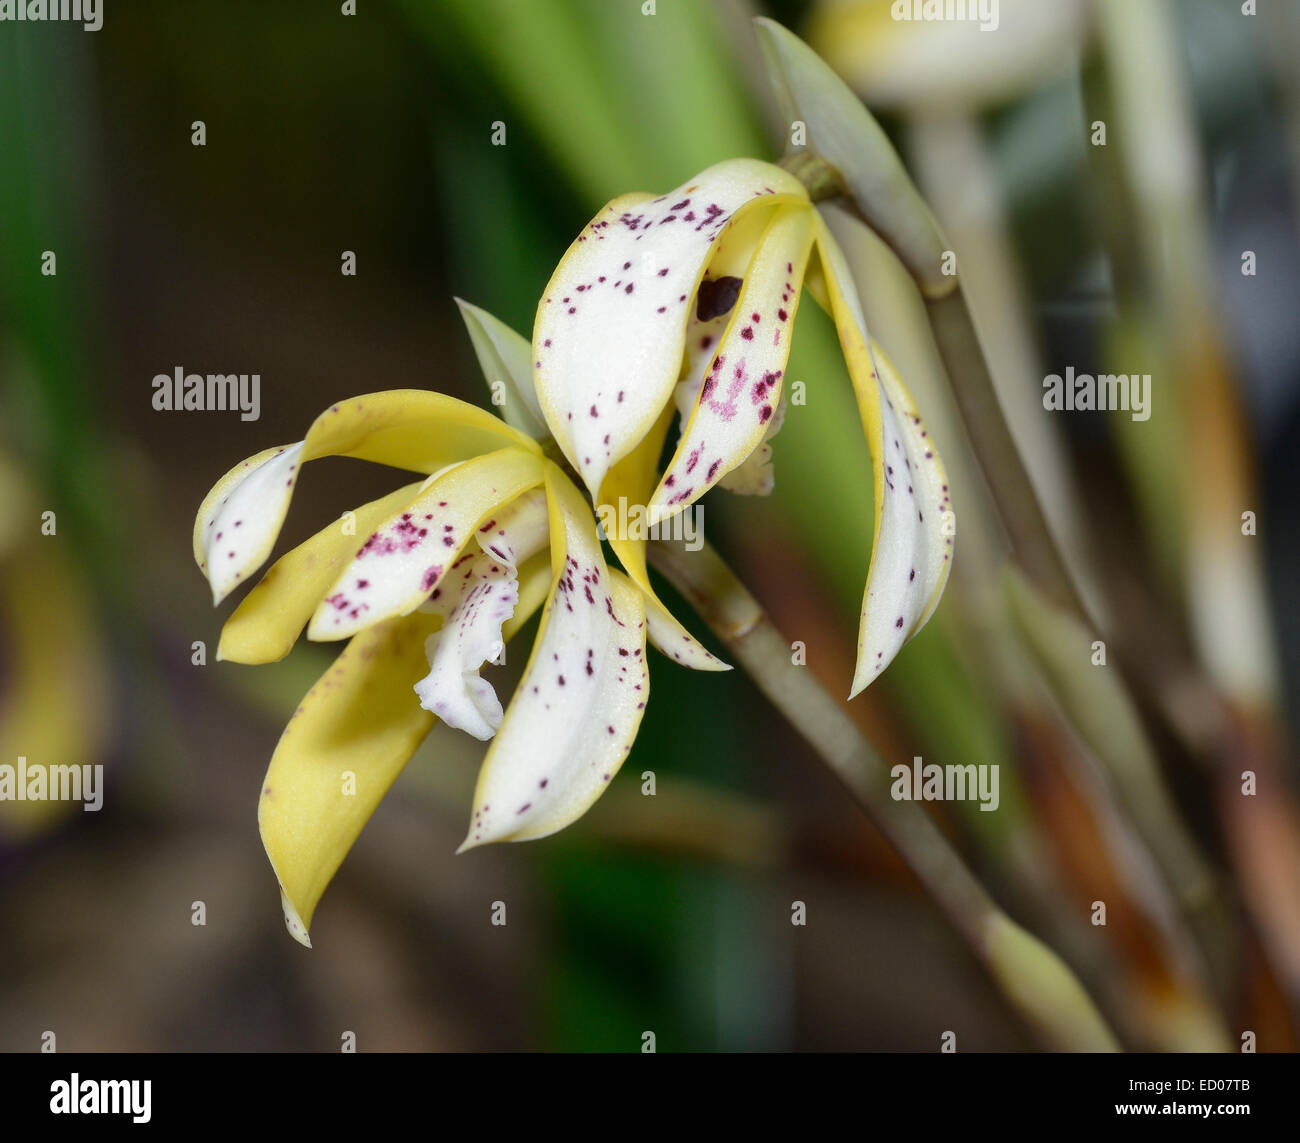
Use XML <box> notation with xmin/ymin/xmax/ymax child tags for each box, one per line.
<box><xmin>533</xmin><ymin>156</ymin><xmax>954</xmax><ymax>695</ymax></box>
<box><xmin>195</xmin><ymin>363</ymin><xmax>722</xmax><ymax>946</ymax></box>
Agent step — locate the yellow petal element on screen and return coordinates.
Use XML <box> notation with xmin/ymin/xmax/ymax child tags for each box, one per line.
<box><xmin>505</xmin><ymin>551</ymin><xmax>553</xmax><ymax>641</ymax></box>
<box><xmin>300</xmin><ymin>389</ymin><xmax>541</xmax><ymax>470</ymax></box>
<box><xmin>258</xmin><ymin>612</ymin><xmax>440</xmax><ymax>946</ymax></box>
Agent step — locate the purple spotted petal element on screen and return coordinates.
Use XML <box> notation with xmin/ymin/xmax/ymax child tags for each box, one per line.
<box><xmin>460</xmin><ymin>465</ymin><xmax>650</xmax><ymax>848</ymax></box>
<box><xmin>650</xmin><ymin>204</ymin><xmax>814</xmax><ymax>516</ymax></box>
<box><xmin>533</xmin><ymin>159</ymin><xmax>809</xmax><ymax>500</ymax></box>
<box><xmin>196</xmin><ymin>443</ymin><xmax>304</xmax><ymax>603</ymax></box>
<box><xmin>811</xmin><ymin>211</ymin><xmax>954</xmax><ymax>696</ymax></box>
<box><xmin>307</xmin><ymin>448</ymin><xmax>544</xmax><ymax>641</ymax></box>
<box><xmin>414</xmin><ymin>489</ymin><xmax>551</xmax><ymax>739</ymax></box>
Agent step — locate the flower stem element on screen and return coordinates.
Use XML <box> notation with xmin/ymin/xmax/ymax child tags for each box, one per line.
<box><xmin>787</xmin><ymin>154</ymin><xmax>1225</xmax><ymax>976</ymax></box>
<box><xmin>787</xmin><ymin>152</ymin><xmax>1080</xmax><ymax>614</ymax></box>
<box><xmin>924</xmin><ymin>286</ymin><xmax>1083</xmax><ymax>615</ymax></box>
<box><xmin>777</xmin><ymin>150</ymin><xmax>848</xmax><ymax>204</ymax></box>
<box><xmin>649</xmin><ymin>536</ymin><xmax>1119</xmax><ymax>1052</ymax></box>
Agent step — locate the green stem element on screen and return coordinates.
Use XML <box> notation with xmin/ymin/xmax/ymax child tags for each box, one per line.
<box><xmin>923</xmin><ymin>286</ymin><xmax>1083</xmax><ymax>615</ymax></box>
<box><xmin>786</xmin><ymin>147</ymin><xmax>1078</xmax><ymax>617</ymax></box>
<box><xmin>649</xmin><ymin>536</ymin><xmax>1119</xmax><ymax>1052</ymax></box>
<box><xmin>786</xmin><ymin>153</ymin><xmax>1226</xmax><ymax>985</ymax></box>
<box><xmin>777</xmin><ymin>150</ymin><xmax>848</xmax><ymax>203</ymax></box>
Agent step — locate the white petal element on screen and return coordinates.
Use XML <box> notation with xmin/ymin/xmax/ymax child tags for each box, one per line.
<box><xmin>460</xmin><ymin>466</ymin><xmax>650</xmax><ymax>848</ymax></box>
<box><xmin>197</xmin><ymin>443</ymin><xmax>305</xmax><ymax>604</ymax></box>
<box><xmin>472</xmin><ymin>487</ymin><xmax>551</xmax><ymax>568</ymax></box>
<box><xmin>811</xmin><ymin>212</ymin><xmax>954</xmax><ymax>696</ymax></box>
<box><xmin>415</xmin><ymin>569</ymin><xmax>517</xmax><ymax>740</ymax></box>
<box><xmin>533</xmin><ymin>158</ymin><xmax>809</xmax><ymax>499</ymax></box>
<box><xmin>306</xmin><ymin>448</ymin><xmax>543</xmax><ymax>641</ymax></box>
<box><xmin>719</xmin><ymin>397</ymin><xmax>787</xmax><ymax>496</ymax></box>
<box><xmin>650</xmin><ymin>204</ymin><xmax>814</xmax><ymax>517</ymax></box>
<box><xmin>672</xmin><ymin>284</ymin><xmax>788</xmax><ymax>499</ymax></box>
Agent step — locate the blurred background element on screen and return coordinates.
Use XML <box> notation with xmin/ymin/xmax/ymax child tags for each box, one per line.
<box><xmin>1</xmin><ymin>0</ymin><xmax>1297</xmax><ymax>1051</ymax></box>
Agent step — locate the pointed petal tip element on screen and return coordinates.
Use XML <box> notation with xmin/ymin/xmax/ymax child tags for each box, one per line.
<box><xmin>279</xmin><ymin>888</ymin><xmax>313</xmax><ymax>948</ymax></box>
<box><xmin>849</xmin><ymin>651</ymin><xmax>883</xmax><ymax>700</ymax></box>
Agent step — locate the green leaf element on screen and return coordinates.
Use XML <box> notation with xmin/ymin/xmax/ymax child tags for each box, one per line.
<box><xmin>753</xmin><ymin>17</ymin><xmax>950</xmax><ymax>297</ymax></box>
<box><xmin>455</xmin><ymin>299</ymin><xmax>548</xmax><ymax>439</ymax></box>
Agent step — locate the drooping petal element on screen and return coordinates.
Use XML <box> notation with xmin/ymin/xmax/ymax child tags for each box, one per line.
<box><xmin>414</xmin><ymin>489</ymin><xmax>551</xmax><ymax>738</ymax></box>
<box><xmin>258</xmin><ymin>611</ymin><xmax>440</xmax><ymax>947</ymax></box>
<box><xmin>460</xmin><ymin>464</ymin><xmax>651</xmax><ymax>848</ymax></box>
<box><xmin>597</xmin><ymin>408</ymin><xmax>729</xmax><ymax>672</ymax></box>
<box><xmin>649</xmin><ymin>204</ymin><xmax>815</xmax><ymax>516</ymax></box>
<box><xmin>195</xmin><ymin>391</ymin><xmax>539</xmax><ymax>604</ymax></box>
<box><xmin>809</xmin><ymin>211</ymin><xmax>954</xmax><ymax>696</ymax></box>
<box><xmin>306</xmin><ymin>447</ymin><xmax>544</xmax><ymax>642</ymax></box>
<box><xmin>456</xmin><ymin>299</ymin><xmax>548</xmax><ymax>439</ymax></box>
<box><xmin>533</xmin><ymin>159</ymin><xmax>809</xmax><ymax>499</ymax></box>
<box><xmin>217</xmin><ymin>481</ymin><xmax>425</xmax><ymax>664</ymax></box>
<box><xmin>196</xmin><ymin>443</ymin><xmax>305</xmax><ymax>604</ymax></box>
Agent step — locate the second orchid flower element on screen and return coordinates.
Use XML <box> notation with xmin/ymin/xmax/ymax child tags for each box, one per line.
<box><xmin>533</xmin><ymin>156</ymin><xmax>954</xmax><ymax>694</ymax></box>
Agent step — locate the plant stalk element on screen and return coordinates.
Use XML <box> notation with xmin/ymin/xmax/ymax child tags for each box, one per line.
<box><xmin>789</xmin><ymin>154</ymin><xmax>1226</xmax><ymax>982</ymax></box>
<box><xmin>649</xmin><ymin>536</ymin><xmax>1119</xmax><ymax>1052</ymax></box>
